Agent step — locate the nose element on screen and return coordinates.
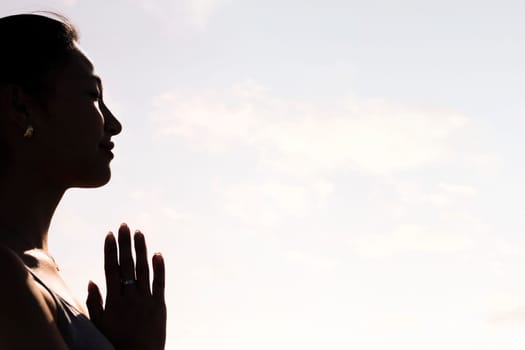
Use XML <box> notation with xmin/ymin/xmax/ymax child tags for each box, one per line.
<box><xmin>101</xmin><ymin>101</ymin><xmax>122</xmax><ymax>136</ymax></box>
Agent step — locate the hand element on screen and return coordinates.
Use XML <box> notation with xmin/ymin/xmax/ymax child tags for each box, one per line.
<box><xmin>86</xmin><ymin>223</ymin><xmax>167</xmax><ymax>350</ymax></box>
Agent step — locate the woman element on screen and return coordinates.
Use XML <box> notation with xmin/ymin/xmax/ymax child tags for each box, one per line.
<box><xmin>0</xmin><ymin>13</ymin><xmax>167</xmax><ymax>349</ymax></box>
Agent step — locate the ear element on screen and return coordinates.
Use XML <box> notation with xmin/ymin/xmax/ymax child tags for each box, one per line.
<box><xmin>0</xmin><ymin>84</ymin><xmax>35</xmax><ymax>130</ymax></box>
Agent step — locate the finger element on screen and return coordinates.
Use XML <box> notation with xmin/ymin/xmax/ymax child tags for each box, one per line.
<box><xmin>86</xmin><ymin>281</ymin><xmax>103</xmax><ymax>327</ymax></box>
<box><xmin>152</xmin><ymin>253</ymin><xmax>165</xmax><ymax>303</ymax></box>
<box><xmin>118</xmin><ymin>223</ymin><xmax>135</xmax><ymax>283</ymax></box>
<box><xmin>104</xmin><ymin>232</ymin><xmax>120</xmax><ymax>298</ymax></box>
<box><xmin>134</xmin><ymin>230</ymin><xmax>151</xmax><ymax>295</ymax></box>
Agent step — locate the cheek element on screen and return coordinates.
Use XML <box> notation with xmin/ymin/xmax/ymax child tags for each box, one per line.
<box><xmin>70</xmin><ymin>100</ymin><xmax>105</xmax><ymax>135</ymax></box>
<box><xmin>50</xmin><ymin>108</ymin><xmax>104</xmax><ymax>154</ymax></box>
<box><xmin>45</xmin><ymin>92</ymin><xmax>104</xmax><ymax>132</ymax></box>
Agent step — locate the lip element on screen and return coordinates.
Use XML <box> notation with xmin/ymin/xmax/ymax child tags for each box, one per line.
<box><xmin>100</xmin><ymin>147</ymin><xmax>114</xmax><ymax>159</ymax></box>
<box><xmin>100</xmin><ymin>141</ymin><xmax>115</xmax><ymax>159</ymax></box>
<box><xmin>100</xmin><ymin>142</ymin><xmax>114</xmax><ymax>151</ymax></box>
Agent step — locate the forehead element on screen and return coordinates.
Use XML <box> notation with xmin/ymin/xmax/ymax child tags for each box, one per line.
<box><xmin>59</xmin><ymin>46</ymin><xmax>100</xmax><ymax>84</ymax></box>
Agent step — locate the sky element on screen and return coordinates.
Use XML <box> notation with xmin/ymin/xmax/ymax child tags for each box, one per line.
<box><xmin>2</xmin><ymin>0</ymin><xmax>525</xmax><ymax>349</ymax></box>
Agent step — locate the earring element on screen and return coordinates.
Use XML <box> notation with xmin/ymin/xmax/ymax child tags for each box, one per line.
<box><xmin>24</xmin><ymin>125</ymin><xmax>34</xmax><ymax>139</ymax></box>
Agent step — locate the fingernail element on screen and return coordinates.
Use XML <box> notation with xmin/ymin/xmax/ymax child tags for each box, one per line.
<box><xmin>153</xmin><ymin>253</ymin><xmax>163</xmax><ymax>262</ymax></box>
<box><xmin>120</xmin><ymin>223</ymin><xmax>128</xmax><ymax>228</ymax></box>
<box><xmin>88</xmin><ymin>280</ymin><xmax>95</xmax><ymax>291</ymax></box>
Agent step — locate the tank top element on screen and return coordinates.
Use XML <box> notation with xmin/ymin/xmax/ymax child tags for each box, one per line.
<box><xmin>28</xmin><ymin>270</ymin><xmax>116</xmax><ymax>350</ymax></box>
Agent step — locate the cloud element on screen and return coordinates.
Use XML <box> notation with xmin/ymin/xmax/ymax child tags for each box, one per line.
<box><xmin>186</xmin><ymin>0</ymin><xmax>227</xmax><ymax>28</ymax></box>
<box><xmin>368</xmin><ymin>312</ymin><xmax>422</xmax><ymax>331</ymax></box>
<box><xmin>489</xmin><ymin>306</ymin><xmax>525</xmax><ymax>325</ymax></box>
<box><xmin>486</xmin><ymin>294</ymin><xmax>525</xmax><ymax>325</ymax></box>
<box><xmin>349</xmin><ymin>224</ymin><xmax>473</xmax><ymax>258</ymax></box>
<box><xmin>385</xmin><ymin>180</ymin><xmax>481</xmax><ymax>210</ymax></box>
<box><xmin>216</xmin><ymin>182</ymin><xmax>311</xmax><ymax>225</ymax></box>
<box><xmin>128</xmin><ymin>188</ymin><xmax>193</xmax><ymax>224</ymax></box>
<box><xmin>285</xmin><ymin>250</ymin><xmax>339</xmax><ymax>272</ymax></box>
<box><xmin>150</xmin><ymin>81</ymin><xmax>491</xmax><ymax>225</ymax></box>
<box><xmin>151</xmin><ymin>81</ymin><xmax>475</xmax><ymax>178</ymax></box>
<box><xmin>138</xmin><ymin>0</ymin><xmax>229</xmax><ymax>30</ymax></box>
<box><xmin>208</xmin><ymin>174</ymin><xmax>333</xmax><ymax>224</ymax></box>
<box><xmin>439</xmin><ymin>183</ymin><xmax>479</xmax><ymax>196</ymax></box>
<box><xmin>411</xmin><ymin>183</ymin><xmax>478</xmax><ymax>207</ymax></box>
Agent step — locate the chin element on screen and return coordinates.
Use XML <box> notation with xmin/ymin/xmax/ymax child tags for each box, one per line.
<box><xmin>73</xmin><ymin>168</ymin><xmax>112</xmax><ymax>188</ymax></box>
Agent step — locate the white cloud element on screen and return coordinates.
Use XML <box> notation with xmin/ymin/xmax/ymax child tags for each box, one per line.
<box><xmin>486</xmin><ymin>293</ymin><xmax>525</xmax><ymax>325</ymax></box>
<box><xmin>217</xmin><ymin>182</ymin><xmax>311</xmax><ymax>225</ymax></box>
<box><xmin>350</xmin><ymin>224</ymin><xmax>473</xmax><ymax>258</ymax></box>
<box><xmin>186</xmin><ymin>0</ymin><xmax>227</xmax><ymax>28</ymax></box>
<box><xmin>367</xmin><ymin>312</ymin><xmax>422</xmax><ymax>331</ymax></box>
<box><xmin>285</xmin><ymin>250</ymin><xmax>339</xmax><ymax>272</ymax></box>
<box><xmin>150</xmin><ymin>81</ymin><xmax>492</xmax><ymax>226</ymax></box>
<box><xmin>125</xmin><ymin>188</ymin><xmax>193</xmax><ymax>242</ymax></box>
<box><xmin>213</xmin><ymin>177</ymin><xmax>335</xmax><ymax>225</ymax></box>
<box><xmin>419</xmin><ymin>183</ymin><xmax>478</xmax><ymax>207</ymax></box>
<box><xmin>439</xmin><ymin>183</ymin><xmax>479</xmax><ymax>196</ymax></box>
<box><xmin>151</xmin><ymin>81</ymin><xmax>476</xmax><ymax>178</ymax></box>
<box><xmin>162</xmin><ymin>207</ymin><xmax>193</xmax><ymax>221</ymax></box>
<box><xmin>392</xmin><ymin>181</ymin><xmax>480</xmax><ymax>209</ymax></box>
<box><xmin>489</xmin><ymin>307</ymin><xmax>525</xmax><ymax>325</ymax></box>
<box><xmin>491</xmin><ymin>309</ymin><xmax>525</xmax><ymax>324</ymax></box>
<box><xmin>138</xmin><ymin>0</ymin><xmax>229</xmax><ymax>30</ymax></box>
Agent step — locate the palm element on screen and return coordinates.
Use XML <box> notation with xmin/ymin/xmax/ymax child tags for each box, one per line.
<box><xmin>86</xmin><ymin>223</ymin><xmax>166</xmax><ymax>350</ymax></box>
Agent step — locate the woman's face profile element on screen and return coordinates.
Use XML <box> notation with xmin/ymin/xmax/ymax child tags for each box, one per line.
<box><xmin>36</xmin><ymin>46</ymin><xmax>122</xmax><ymax>188</ymax></box>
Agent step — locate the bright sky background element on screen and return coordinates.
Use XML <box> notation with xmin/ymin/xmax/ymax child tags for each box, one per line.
<box><xmin>3</xmin><ymin>0</ymin><xmax>525</xmax><ymax>349</ymax></box>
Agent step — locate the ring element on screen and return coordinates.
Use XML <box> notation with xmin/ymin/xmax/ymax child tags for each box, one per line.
<box><xmin>122</xmin><ymin>279</ymin><xmax>136</xmax><ymax>286</ymax></box>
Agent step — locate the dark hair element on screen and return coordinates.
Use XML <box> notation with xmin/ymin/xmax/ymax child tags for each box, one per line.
<box><xmin>0</xmin><ymin>13</ymin><xmax>78</xmax><ymax>173</ymax></box>
<box><xmin>0</xmin><ymin>13</ymin><xmax>79</xmax><ymax>96</ymax></box>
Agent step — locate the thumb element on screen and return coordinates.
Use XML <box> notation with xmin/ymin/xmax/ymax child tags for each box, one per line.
<box><xmin>86</xmin><ymin>280</ymin><xmax>104</xmax><ymax>327</ymax></box>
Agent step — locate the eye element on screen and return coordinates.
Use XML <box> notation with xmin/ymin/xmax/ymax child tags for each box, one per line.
<box><xmin>89</xmin><ymin>91</ymin><xmax>102</xmax><ymax>100</ymax></box>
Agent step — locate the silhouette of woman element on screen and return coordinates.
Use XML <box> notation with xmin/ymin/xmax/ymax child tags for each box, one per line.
<box><xmin>0</xmin><ymin>13</ymin><xmax>166</xmax><ymax>349</ymax></box>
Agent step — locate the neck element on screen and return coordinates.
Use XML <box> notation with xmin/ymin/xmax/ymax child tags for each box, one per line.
<box><xmin>0</xmin><ymin>169</ymin><xmax>66</xmax><ymax>255</ymax></box>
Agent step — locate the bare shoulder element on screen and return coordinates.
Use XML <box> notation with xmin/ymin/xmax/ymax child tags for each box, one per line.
<box><xmin>0</xmin><ymin>244</ymin><xmax>69</xmax><ymax>349</ymax></box>
<box><xmin>0</xmin><ymin>244</ymin><xmax>32</xmax><ymax>283</ymax></box>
